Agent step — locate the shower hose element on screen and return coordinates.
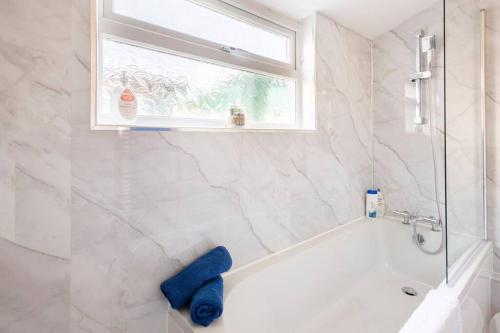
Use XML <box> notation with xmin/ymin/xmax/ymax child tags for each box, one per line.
<box><xmin>415</xmin><ymin>65</ymin><xmax>445</xmax><ymax>255</ymax></box>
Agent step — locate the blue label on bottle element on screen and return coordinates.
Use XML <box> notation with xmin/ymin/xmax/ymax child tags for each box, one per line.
<box><xmin>369</xmin><ymin>211</ymin><xmax>377</xmax><ymax>218</ymax></box>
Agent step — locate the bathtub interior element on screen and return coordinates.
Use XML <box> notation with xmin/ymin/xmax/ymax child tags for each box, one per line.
<box><xmin>172</xmin><ymin>218</ymin><xmax>446</xmax><ymax>333</ymax></box>
<box><xmin>379</xmin><ymin>218</ymin><xmax>445</xmax><ymax>287</ymax></box>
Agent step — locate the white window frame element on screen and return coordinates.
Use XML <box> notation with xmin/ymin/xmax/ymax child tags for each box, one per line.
<box><xmin>91</xmin><ymin>0</ymin><xmax>304</xmax><ymax>131</ymax></box>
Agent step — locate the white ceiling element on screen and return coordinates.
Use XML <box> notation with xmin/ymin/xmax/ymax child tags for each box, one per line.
<box><xmin>248</xmin><ymin>0</ymin><xmax>439</xmax><ymax>39</ymax></box>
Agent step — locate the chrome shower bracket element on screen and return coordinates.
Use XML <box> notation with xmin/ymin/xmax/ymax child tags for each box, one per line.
<box><xmin>410</xmin><ymin>31</ymin><xmax>436</xmax><ymax>125</ymax></box>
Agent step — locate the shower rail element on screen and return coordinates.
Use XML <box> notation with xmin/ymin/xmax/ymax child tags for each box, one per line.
<box><xmin>480</xmin><ymin>8</ymin><xmax>488</xmax><ymax>241</ymax></box>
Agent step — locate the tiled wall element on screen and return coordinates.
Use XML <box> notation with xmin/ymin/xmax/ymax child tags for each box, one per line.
<box><xmin>373</xmin><ymin>0</ymin><xmax>500</xmax><ymax>318</ymax></box>
<box><xmin>482</xmin><ymin>0</ymin><xmax>500</xmax><ymax>275</ymax></box>
<box><xmin>372</xmin><ymin>2</ymin><xmax>449</xmax><ymax>262</ymax></box>
<box><xmin>373</xmin><ymin>2</ymin><xmax>445</xmax><ymax>224</ymax></box>
<box><xmin>0</xmin><ymin>1</ymin><xmax>373</xmax><ymax>331</ymax></box>
<box><xmin>0</xmin><ymin>0</ymin><xmax>71</xmax><ymax>331</ymax></box>
<box><xmin>482</xmin><ymin>0</ymin><xmax>500</xmax><ymax>318</ymax></box>
<box><xmin>446</xmin><ymin>0</ymin><xmax>500</xmax><ymax>318</ymax></box>
<box><xmin>1</xmin><ymin>0</ymin><xmax>499</xmax><ymax>331</ymax></box>
<box><xmin>445</xmin><ymin>0</ymin><xmax>487</xmax><ymax>248</ymax></box>
<box><xmin>373</xmin><ymin>0</ymin><xmax>500</xmax><ymax>269</ymax></box>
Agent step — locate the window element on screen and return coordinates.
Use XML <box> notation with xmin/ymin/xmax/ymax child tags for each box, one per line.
<box><xmin>112</xmin><ymin>0</ymin><xmax>291</xmax><ymax>64</ymax></box>
<box><xmin>92</xmin><ymin>0</ymin><xmax>308</xmax><ymax>130</ymax></box>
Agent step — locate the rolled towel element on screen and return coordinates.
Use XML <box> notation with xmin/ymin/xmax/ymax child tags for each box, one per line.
<box><xmin>190</xmin><ymin>276</ymin><xmax>224</xmax><ymax>327</ymax></box>
<box><xmin>160</xmin><ymin>246</ymin><xmax>232</xmax><ymax>310</ymax></box>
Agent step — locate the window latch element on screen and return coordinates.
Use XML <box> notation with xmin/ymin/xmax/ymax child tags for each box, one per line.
<box><xmin>221</xmin><ymin>45</ymin><xmax>237</xmax><ymax>53</ymax></box>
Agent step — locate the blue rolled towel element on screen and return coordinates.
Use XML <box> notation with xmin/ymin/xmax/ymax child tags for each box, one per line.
<box><xmin>190</xmin><ymin>276</ymin><xmax>224</xmax><ymax>327</ymax></box>
<box><xmin>160</xmin><ymin>246</ymin><xmax>232</xmax><ymax>310</ymax></box>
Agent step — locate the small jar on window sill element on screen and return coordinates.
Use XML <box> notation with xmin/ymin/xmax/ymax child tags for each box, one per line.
<box><xmin>229</xmin><ymin>106</ymin><xmax>245</xmax><ymax>127</ymax></box>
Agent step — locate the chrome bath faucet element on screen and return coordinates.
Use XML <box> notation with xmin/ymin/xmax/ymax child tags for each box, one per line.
<box><xmin>392</xmin><ymin>210</ymin><xmax>441</xmax><ymax>231</ymax></box>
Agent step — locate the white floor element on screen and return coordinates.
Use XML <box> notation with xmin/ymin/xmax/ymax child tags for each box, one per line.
<box><xmin>293</xmin><ymin>264</ymin><xmax>433</xmax><ymax>333</ymax></box>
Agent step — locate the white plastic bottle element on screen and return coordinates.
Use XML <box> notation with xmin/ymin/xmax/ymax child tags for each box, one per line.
<box><xmin>366</xmin><ymin>189</ymin><xmax>378</xmax><ymax>219</ymax></box>
<box><xmin>113</xmin><ymin>72</ymin><xmax>137</xmax><ymax>121</ymax></box>
<box><xmin>376</xmin><ymin>189</ymin><xmax>385</xmax><ymax>217</ymax></box>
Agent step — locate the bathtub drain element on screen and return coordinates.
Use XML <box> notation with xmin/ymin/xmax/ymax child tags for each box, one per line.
<box><xmin>402</xmin><ymin>287</ymin><xmax>418</xmax><ymax>297</ymax></box>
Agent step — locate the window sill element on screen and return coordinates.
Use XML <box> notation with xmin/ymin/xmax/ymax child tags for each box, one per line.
<box><xmin>91</xmin><ymin>124</ymin><xmax>317</xmax><ymax>133</ymax></box>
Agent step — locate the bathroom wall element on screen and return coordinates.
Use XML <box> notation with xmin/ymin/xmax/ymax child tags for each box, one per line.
<box><xmin>0</xmin><ymin>0</ymin><xmax>373</xmax><ymax>331</ymax></box>
<box><xmin>446</xmin><ymin>0</ymin><xmax>487</xmax><ymax>253</ymax></box>
<box><xmin>373</xmin><ymin>1</ymin><xmax>445</xmax><ymax>217</ymax></box>
<box><xmin>481</xmin><ymin>0</ymin><xmax>500</xmax><ymax>277</ymax></box>
<box><xmin>5</xmin><ymin>0</ymin><xmax>498</xmax><ymax>331</ymax></box>
<box><xmin>372</xmin><ymin>1</ymin><xmax>448</xmax><ymax>252</ymax></box>
<box><xmin>71</xmin><ymin>8</ymin><xmax>372</xmax><ymax>331</ymax></box>
<box><xmin>373</xmin><ymin>0</ymin><xmax>500</xmax><ymax>317</ymax></box>
<box><xmin>373</xmin><ymin>0</ymin><xmax>500</xmax><ymax>269</ymax></box>
<box><xmin>481</xmin><ymin>0</ymin><xmax>500</xmax><ymax>318</ymax></box>
<box><xmin>0</xmin><ymin>0</ymin><xmax>71</xmax><ymax>331</ymax></box>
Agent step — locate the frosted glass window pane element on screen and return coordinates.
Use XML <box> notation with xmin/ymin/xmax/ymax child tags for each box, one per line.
<box><xmin>112</xmin><ymin>0</ymin><xmax>290</xmax><ymax>63</ymax></box>
<box><xmin>99</xmin><ymin>38</ymin><xmax>296</xmax><ymax>127</ymax></box>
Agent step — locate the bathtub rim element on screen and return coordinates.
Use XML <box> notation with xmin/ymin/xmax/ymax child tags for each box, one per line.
<box><xmin>170</xmin><ymin>216</ymin><xmax>439</xmax><ymax>333</ymax></box>
<box><xmin>170</xmin><ymin>219</ymin><xmax>492</xmax><ymax>333</ymax></box>
<box><xmin>399</xmin><ymin>240</ymin><xmax>493</xmax><ymax>332</ymax></box>
<box><xmin>170</xmin><ymin>216</ymin><xmax>367</xmax><ymax>332</ymax></box>
<box><xmin>442</xmin><ymin>240</ymin><xmax>493</xmax><ymax>298</ymax></box>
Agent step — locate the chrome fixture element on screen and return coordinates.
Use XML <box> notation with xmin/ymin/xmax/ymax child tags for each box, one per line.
<box><xmin>392</xmin><ymin>210</ymin><xmax>444</xmax><ymax>255</ymax></box>
<box><xmin>392</xmin><ymin>211</ymin><xmax>441</xmax><ymax>231</ymax></box>
<box><xmin>400</xmin><ymin>30</ymin><xmax>444</xmax><ymax>256</ymax></box>
<box><xmin>413</xmin><ymin>215</ymin><xmax>441</xmax><ymax>232</ymax></box>
<box><xmin>414</xmin><ymin>232</ymin><xmax>425</xmax><ymax>246</ymax></box>
<box><xmin>410</xmin><ymin>31</ymin><xmax>436</xmax><ymax>125</ymax></box>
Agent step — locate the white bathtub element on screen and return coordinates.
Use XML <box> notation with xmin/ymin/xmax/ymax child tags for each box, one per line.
<box><xmin>171</xmin><ymin>217</ymin><xmax>447</xmax><ymax>333</ymax></box>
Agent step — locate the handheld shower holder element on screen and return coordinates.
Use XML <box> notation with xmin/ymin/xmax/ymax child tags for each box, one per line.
<box><xmin>410</xmin><ymin>31</ymin><xmax>436</xmax><ymax>125</ymax></box>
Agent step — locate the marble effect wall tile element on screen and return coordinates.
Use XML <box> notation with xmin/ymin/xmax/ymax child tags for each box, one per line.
<box><xmin>68</xmin><ymin>0</ymin><xmax>500</xmax><ymax>330</ymax></box>
<box><xmin>0</xmin><ymin>0</ymin><xmax>71</xmax><ymax>332</ymax></box>
<box><xmin>480</xmin><ymin>0</ymin><xmax>500</xmax><ymax>274</ymax></box>
<box><xmin>13</xmin><ymin>0</ymin><xmax>500</xmax><ymax>331</ymax></box>
<box><xmin>492</xmin><ymin>273</ymin><xmax>500</xmax><ymax>316</ymax></box>
<box><xmin>68</xmin><ymin>5</ymin><xmax>373</xmax><ymax>333</ymax></box>
<box><xmin>0</xmin><ymin>0</ymin><xmax>71</xmax><ymax>259</ymax></box>
<box><xmin>447</xmin><ymin>0</ymin><xmax>500</xmax><ymax>314</ymax></box>
<box><xmin>0</xmin><ymin>238</ymin><xmax>69</xmax><ymax>333</ymax></box>
<box><xmin>373</xmin><ymin>2</ymin><xmax>447</xmax><ymax>243</ymax></box>
<box><xmin>479</xmin><ymin>0</ymin><xmax>500</xmax><ymax>316</ymax></box>
<box><xmin>373</xmin><ymin>0</ymin><xmax>500</xmax><ymax>270</ymax></box>
<box><xmin>445</xmin><ymin>0</ymin><xmax>486</xmax><ymax>243</ymax></box>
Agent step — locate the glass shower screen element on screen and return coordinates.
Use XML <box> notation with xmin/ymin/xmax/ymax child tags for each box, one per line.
<box><xmin>444</xmin><ymin>0</ymin><xmax>487</xmax><ymax>282</ymax></box>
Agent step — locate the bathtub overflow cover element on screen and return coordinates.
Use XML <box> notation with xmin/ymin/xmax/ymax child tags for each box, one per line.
<box><xmin>402</xmin><ymin>287</ymin><xmax>418</xmax><ymax>297</ymax></box>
